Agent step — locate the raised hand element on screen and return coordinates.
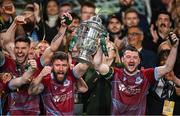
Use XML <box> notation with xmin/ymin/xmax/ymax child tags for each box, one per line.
<box><xmin>60</xmin><ymin>12</ymin><xmax>73</xmax><ymax>27</ymax></box>
<box><xmin>150</xmin><ymin>24</ymin><xmax>159</xmax><ymax>43</ymax></box>
<box><xmin>28</xmin><ymin>59</ymin><xmax>38</xmax><ymax>71</ymax></box>
<box><xmin>14</xmin><ymin>15</ymin><xmax>27</xmax><ymax>25</ymax></box>
<box><xmin>38</xmin><ymin>66</ymin><xmax>52</xmax><ymax>78</ymax></box>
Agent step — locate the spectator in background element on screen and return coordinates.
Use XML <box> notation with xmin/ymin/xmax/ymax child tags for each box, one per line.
<box><xmin>170</xmin><ymin>0</ymin><xmax>180</xmax><ymax>28</ymax></box>
<box><xmin>150</xmin><ymin>0</ymin><xmax>173</xmax><ymax>24</ymax></box>
<box><xmin>123</xmin><ymin>8</ymin><xmax>139</xmax><ymax>28</ymax></box>
<box><xmin>20</xmin><ymin>5</ymin><xmax>40</xmax><ymax>43</ymax></box>
<box><xmin>37</xmin><ymin>0</ymin><xmax>60</xmax><ymax>44</ymax></box>
<box><xmin>80</xmin><ymin>1</ymin><xmax>96</xmax><ymax>21</ymax></box>
<box><xmin>157</xmin><ymin>40</ymin><xmax>172</xmax><ymax>53</ymax></box>
<box><xmin>173</xmin><ymin>21</ymin><xmax>180</xmax><ymax>80</ymax></box>
<box><xmin>122</xmin><ymin>8</ymin><xmax>153</xmax><ymax>51</ymax></box>
<box><xmin>174</xmin><ymin>21</ymin><xmax>180</xmax><ymax>39</ymax></box>
<box><xmin>117</xmin><ymin>0</ymin><xmax>149</xmax><ymax>34</ymax></box>
<box><xmin>150</xmin><ymin>11</ymin><xmax>173</xmax><ymax>52</ymax></box>
<box><xmin>0</xmin><ymin>0</ymin><xmax>16</xmax><ymax>30</ymax></box>
<box><xmin>59</xmin><ymin>2</ymin><xmax>73</xmax><ymax>17</ymax></box>
<box><xmin>127</xmin><ymin>26</ymin><xmax>157</xmax><ymax>68</ymax></box>
<box><xmin>107</xmin><ymin>14</ymin><xmax>125</xmax><ymax>52</ymax></box>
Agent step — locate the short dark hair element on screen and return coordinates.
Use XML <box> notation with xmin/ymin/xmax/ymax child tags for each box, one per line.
<box><xmin>59</xmin><ymin>2</ymin><xmax>72</xmax><ymax>8</ymax></box>
<box><xmin>124</xmin><ymin>8</ymin><xmax>139</xmax><ymax>19</ymax></box>
<box><xmin>51</xmin><ymin>51</ymin><xmax>68</xmax><ymax>63</ymax></box>
<box><xmin>107</xmin><ymin>13</ymin><xmax>122</xmax><ymax>26</ymax></box>
<box><xmin>122</xmin><ymin>45</ymin><xmax>141</xmax><ymax>57</ymax></box>
<box><xmin>71</xmin><ymin>12</ymin><xmax>80</xmax><ymax>20</ymax></box>
<box><xmin>81</xmin><ymin>1</ymin><xmax>96</xmax><ymax>11</ymax></box>
<box><xmin>156</xmin><ymin>10</ymin><xmax>173</xmax><ymax>23</ymax></box>
<box><xmin>15</xmin><ymin>36</ymin><xmax>31</xmax><ymax>46</ymax></box>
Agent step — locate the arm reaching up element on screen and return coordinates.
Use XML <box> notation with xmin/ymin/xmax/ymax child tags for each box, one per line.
<box><xmin>1</xmin><ymin>15</ymin><xmax>27</xmax><ymax>59</ymax></box>
<box><xmin>42</xmin><ymin>12</ymin><xmax>73</xmax><ymax>65</ymax></box>
<box><xmin>156</xmin><ymin>33</ymin><xmax>179</xmax><ymax>79</ymax></box>
<box><xmin>73</xmin><ymin>62</ymin><xmax>89</xmax><ymax>79</ymax></box>
<box><xmin>93</xmin><ymin>47</ymin><xmax>110</xmax><ymax>75</ymax></box>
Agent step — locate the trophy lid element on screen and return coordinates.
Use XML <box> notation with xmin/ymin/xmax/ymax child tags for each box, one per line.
<box><xmin>81</xmin><ymin>15</ymin><xmax>105</xmax><ymax>32</ymax></box>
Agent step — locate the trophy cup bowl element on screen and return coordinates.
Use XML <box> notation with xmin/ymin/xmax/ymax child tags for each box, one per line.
<box><xmin>75</xmin><ymin>15</ymin><xmax>105</xmax><ymax>64</ymax></box>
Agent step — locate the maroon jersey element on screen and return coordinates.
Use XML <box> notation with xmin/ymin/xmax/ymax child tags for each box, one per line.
<box><xmin>0</xmin><ymin>79</ymin><xmax>9</xmax><ymax>115</ymax></box>
<box><xmin>0</xmin><ymin>56</ymin><xmax>43</xmax><ymax>115</ymax></box>
<box><xmin>0</xmin><ymin>56</ymin><xmax>43</xmax><ymax>77</ymax></box>
<box><xmin>111</xmin><ymin>68</ymin><xmax>155</xmax><ymax>115</ymax></box>
<box><xmin>41</xmin><ymin>69</ymin><xmax>77</xmax><ymax>115</ymax></box>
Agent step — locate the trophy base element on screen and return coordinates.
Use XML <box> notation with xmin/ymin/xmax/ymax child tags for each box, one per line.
<box><xmin>72</xmin><ymin>50</ymin><xmax>94</xmax><ymax>65</ymax></box>
<box><xmin>76</xmin><ymin>56</ymin><xmax>92</xmax><ymax>65</ymax></box>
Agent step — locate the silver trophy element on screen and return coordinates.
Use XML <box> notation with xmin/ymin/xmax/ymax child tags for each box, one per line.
<box><xmin>69</xmin><ymin>15</ymin><xmax>107</xmax><ymax>64</ymax></box>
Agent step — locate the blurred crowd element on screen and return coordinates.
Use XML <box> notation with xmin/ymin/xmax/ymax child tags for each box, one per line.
<box><xmin>0</xmin><ymin>0</ymin><xmax>180</xmax><ymax>115</ymax></box>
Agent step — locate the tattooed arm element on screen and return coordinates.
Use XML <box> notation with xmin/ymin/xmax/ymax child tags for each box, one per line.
<box><xmin>42</xmin><ymin>12</ymin><xmax>72</xmax><ymax>65</ymax></box>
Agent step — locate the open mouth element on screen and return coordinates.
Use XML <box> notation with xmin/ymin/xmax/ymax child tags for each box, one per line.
<box><xmin>128</xmin><ymin>63</ymin><xmax>135</xmax><ymax>69</ymax></box>
<box><xmin>57</xmin><ymin>72</ymin><xmax>64</xmax><ymax>76</ymax></box>
<box><xmin>16</xmin><ymin>55</ymin><xmax>25</xmax><ymax>62</ymax></box>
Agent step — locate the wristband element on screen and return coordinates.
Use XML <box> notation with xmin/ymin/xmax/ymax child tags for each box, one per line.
<box><xmin>100</xmin><ymin>67</ymin><xmax>114</xmax><ymax>79</ymax></box>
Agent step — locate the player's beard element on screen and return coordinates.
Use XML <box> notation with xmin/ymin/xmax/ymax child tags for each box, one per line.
<box><xmin>52</xmin><ymin>70</ymin><xmax>67</xmax><ymax>84</ymax></box>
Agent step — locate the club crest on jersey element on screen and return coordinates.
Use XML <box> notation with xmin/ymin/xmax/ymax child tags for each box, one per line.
<box><xmin>54</xmin><ymin>86</ymin><xmax>58</xmax><ymax>90</ymax></box>
<box><xmin>119</xmin><ymin>84</ymin><xmax>126</xmax><ymax>91</ymax></box>
<box><xmin>123</xmin><ymin>76</ymin><xmax>127</xmax><ymax>81</ymax></box>
<box><xmin>53</xmin><ymin>95</ymin><xmax>60</xmax><ymax>102</ymax></box>
<box><xmin>63</xmin><ymin>79</ymin><xmax>70</xmax><ymax>86</ymax></box>
<box><xmin>135</xmin><ymin>76</ymin><xmax>143</xmax><ymax>85</ymax></box>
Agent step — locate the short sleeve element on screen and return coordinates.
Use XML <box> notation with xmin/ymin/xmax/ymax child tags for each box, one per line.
<box><xmin>142</xmin><ymin>68</ymin><xmax>155</xmax><ymax>84</ymax></box>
